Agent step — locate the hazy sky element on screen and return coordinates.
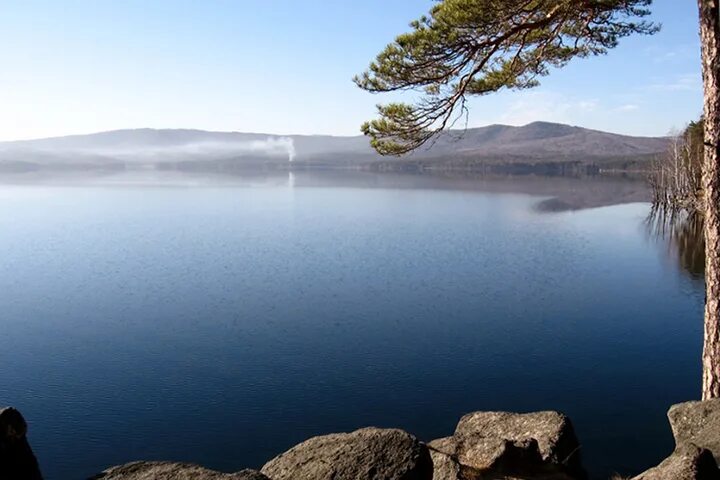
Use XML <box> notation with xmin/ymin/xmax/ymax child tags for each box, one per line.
<box><xmin>0</xmin><ymin>0</ymin><xmax>703</xmax><ymax>141</ymax></box>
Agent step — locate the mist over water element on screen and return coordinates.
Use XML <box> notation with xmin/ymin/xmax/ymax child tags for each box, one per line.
<box><xmin>92</xmin><ymin>137</ymin><xmax>298</xmax><ymax>162</ymax></box>
<box><xmin>0</xmin><ymin>136</ymin><xmax>298</xmax><ymax>163</ymax></box>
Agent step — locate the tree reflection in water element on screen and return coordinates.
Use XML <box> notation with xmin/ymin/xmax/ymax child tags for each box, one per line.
<box><xmin>647</xmin><ymin>206</ymin><xmax>705</xmax><ymax>279</ymax></box>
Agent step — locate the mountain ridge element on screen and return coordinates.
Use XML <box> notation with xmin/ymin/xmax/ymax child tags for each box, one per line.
<box><xmin>0</xmin><ymin>121</ymin><xmax>667</xmax><ymax>143</ymax></box>
<box><xmin>0</xmin><ymin>122</ymin><xmax>670</xmax><ymax>172</ymax></box>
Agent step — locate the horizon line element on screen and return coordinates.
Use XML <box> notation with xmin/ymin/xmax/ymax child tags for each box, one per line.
<box><xmin>0</xmin><ymin>120</ymin><xmax>670</xmax><ymax>144</ymax></box>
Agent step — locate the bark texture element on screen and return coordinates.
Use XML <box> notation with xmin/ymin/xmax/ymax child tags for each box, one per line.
<box><xmin>699</xmin><ymin>0</ymin><xmax>720</xmax><ymax>400</ymax></box>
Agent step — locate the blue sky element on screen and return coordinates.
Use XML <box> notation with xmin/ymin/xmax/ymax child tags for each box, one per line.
<box><xmin>0</xmin><ymin>0</ymin><xmax>703</xmax><ymax>140</ymax></box>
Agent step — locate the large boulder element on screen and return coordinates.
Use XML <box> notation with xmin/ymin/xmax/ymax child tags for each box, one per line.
<box><xmin>631</xmin><ymin>445</ymin><xmax>720</xmax><ymax>480</ymax></box>
<box><xmin>427</xmin><ymin>438</ymin><xmax>464</xmax><ymax>480</ymax></box>
<box><xmin>89</xmin><ymin>461</ymin><xmax>268</xmax><ymax>480</ymax></box>
<box><xmin>0</xmin><ymin>407</ymin><xmax>43</xmax><ymax>480</ymax></box>
<box><xmin>669</xmin><ymin>400</ymin><xmax>720</xmax><ymax>461</ymax></box>
<box><xmin>260</xmin><ymin>427</ymin><xmax>433</xmax><ymax>480</ymax></box>
<box><xmin>428</xmin><ymin>411</ymin><xmax>585</xmax><ymax>480</ymax></box>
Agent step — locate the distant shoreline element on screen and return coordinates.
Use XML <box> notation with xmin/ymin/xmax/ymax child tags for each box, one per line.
<box><xmin>0</xmin><ymin>167</ymin><xmax>651</xmax><ymax>212</ymax></box>
<box><xmin>0</xmin><ymin>156</ymin><xmax>656</xmax><ymax>177</ymax></box>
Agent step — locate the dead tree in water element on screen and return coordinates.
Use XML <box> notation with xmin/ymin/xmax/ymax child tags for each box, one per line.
<box><xmin>648</xmin><ymin>120</ymin><xmax>704</xmax><ymax>212</ymax></box>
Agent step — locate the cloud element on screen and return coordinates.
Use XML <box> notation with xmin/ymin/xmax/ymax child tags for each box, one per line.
<box><xmin>616</xmin><ymin>104</ymin><xmax>640</xmax><ymax>112</ymax></box>
<box><xmin>649</xmin><ymin>73</ymin><xmax>702</xmax><ymax>92</ymax></box>
<box><xmin>495</xmin><ymin>92</ymin><xmax>600</xmax><ymax>126</ymax></box>
<box><xmin>645</xmin><ymin>45</ymin><xmax>700</xmax><ymax>64</ymax></box>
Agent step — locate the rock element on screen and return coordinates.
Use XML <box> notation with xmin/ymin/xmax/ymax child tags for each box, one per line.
<box><xmin>428</xmin><ymin>436</ymin><xmax>501</xmax><ymax>480</ymax></box>
<box><xmin>427</xmin><ymin>438</ymin><xmax>464</xmax><ymax>480</ymax></box>
<box><xmin>0</xmin><ymin>407</ymin><xmax>43</xmax><ymax>480</ymax></box>
<box><xmin>260</xmin><ymin>427</ymin><xmax>433</xmax><ymax>480</ymax></box>
<box><xmin>89</xmin><ymin>461</ymin><xmax>269</xmax><ymax>480</ymax></box>
<box><xmin>669</xmin><ymin>400</ymin><xmax>720</xmax><ymax>461</ymax></box>
<box><xmin>631</xmin><ymin>445</ymin><xmax>720</xmax><ymax>480</ymax></box>
<box><xmin>429</xmin><ymin>411</ymin><xmax>584</xmax><ymax>480</ymax></box>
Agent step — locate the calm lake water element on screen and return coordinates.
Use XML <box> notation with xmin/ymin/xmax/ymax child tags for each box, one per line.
<box><xmin>0</xmin><ymin>172</ymin><xmax>705</xmax><ymax>479</ymax></box>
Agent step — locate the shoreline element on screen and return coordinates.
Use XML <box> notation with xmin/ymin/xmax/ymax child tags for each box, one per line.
<box><xmin>3</xmin><ymin>401</ymin><xmax>720</xmax><ymax>480</ymax></box>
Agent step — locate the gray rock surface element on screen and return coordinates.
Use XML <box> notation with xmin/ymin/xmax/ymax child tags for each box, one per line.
<box><xmin>670</xmin><ymin>400</ymin><xmax>720</xmax><ymax>461</ymax></box>
<box><xmin>89</xmin><ymin>462</ymin><xmax>268</xmax><ymax>480</ymax></box>
<box><xmin>428</xmin><ymin>438</ymin><xmax>464</xmax><ymax>480</ymax></box>
<box><xmin>631</xmin><ymin>445</ymin><xmax>720</xmax><ymax>480</ymax></box>
<box><xmin>0</xmin><ymin>407</ymin><xmax>43</xmax><ymax>480</ymax></box>
<box><xmin>260</xmin><ymin>427</ymin><xmax>433</xmax><ymax>480</ymax></box>
<box><xmin>429</xmin><ymin>411</ymin><xmax>584</xmax><ymax>480</ymax></box>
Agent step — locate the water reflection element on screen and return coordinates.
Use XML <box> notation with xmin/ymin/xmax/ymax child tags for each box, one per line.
<box><xmin>0</xmin><ymin>178</ymin><xmax>703</xmax><ymax>479</ymax></box>
<box><xmin>646</xmin><ymin>207</ymin><xmax>705</xmax><ymax>279</ymax></box>
<box><xmin>0</xmin><ymin>169</ymin><xmax>650</xmax><ymax>211</ymax></box>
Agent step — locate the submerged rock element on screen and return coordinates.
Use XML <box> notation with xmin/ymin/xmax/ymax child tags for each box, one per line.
<box><xmin>260</xmin><ymin>427</ymin><xmax>433</xmax><ymax>480</ymax></box>
<box><xmin>0</xmin><ymin>407</ymin><xmax>43</xmax><ymax>480</ymax></box>
<box><xmin>669</xmin><ymin>399</ymin><xmax>720</xmax><ymax>462</ymax></box>
<box><xmin>89</xmin><ymin>461</ymin><xmax>268</xmax><ymax>480</ymax></box>
<box><xmin>428</xmin><ymin>411</ymin><xmax>584</xmax><ymax>480</ymax></box>
<box><xmin>631</xmin><ymin>445</ymin><xmax>720</xmax><ymax>480</ymax></box>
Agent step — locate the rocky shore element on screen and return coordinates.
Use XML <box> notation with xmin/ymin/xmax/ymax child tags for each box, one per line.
<box><xmin>4</xmin><ymin>401</ymin><xmax>720</xmax><ymax>480</ymax></box>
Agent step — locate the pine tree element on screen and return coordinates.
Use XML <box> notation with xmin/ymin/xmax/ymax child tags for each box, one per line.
<box><xmin>355</xmin><ymin>0</ymin><xmax>658</xmax><ymax>156</ymax></box>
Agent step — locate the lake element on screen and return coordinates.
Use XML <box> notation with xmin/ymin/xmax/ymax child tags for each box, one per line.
<box><xmin>0</xmin><ymin>171</ymin><xmax>705</xmax><ymax>479</ymax></box>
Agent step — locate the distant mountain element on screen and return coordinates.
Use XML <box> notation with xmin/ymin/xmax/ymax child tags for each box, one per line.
<box><xmin>0</xmin><ymin>122</ymin><xmax>669</xmax><ymax>173</ymax></box>
<box><xmin>409</xmin><ymin>122</ymin><xmax>668</xmax><ymax>160</ymax></box>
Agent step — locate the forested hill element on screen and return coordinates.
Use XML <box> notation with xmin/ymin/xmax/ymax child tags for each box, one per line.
<box><xmin>0</xmin><ymin>122</ymin><xmax>669</xmax><ymax>173</ymax></box>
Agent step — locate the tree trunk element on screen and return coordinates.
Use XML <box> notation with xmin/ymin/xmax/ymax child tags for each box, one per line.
<box><xmin>699</xmin><ymin>0</ymin><xmax>720</xmax><ymax>400</ymax></box>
